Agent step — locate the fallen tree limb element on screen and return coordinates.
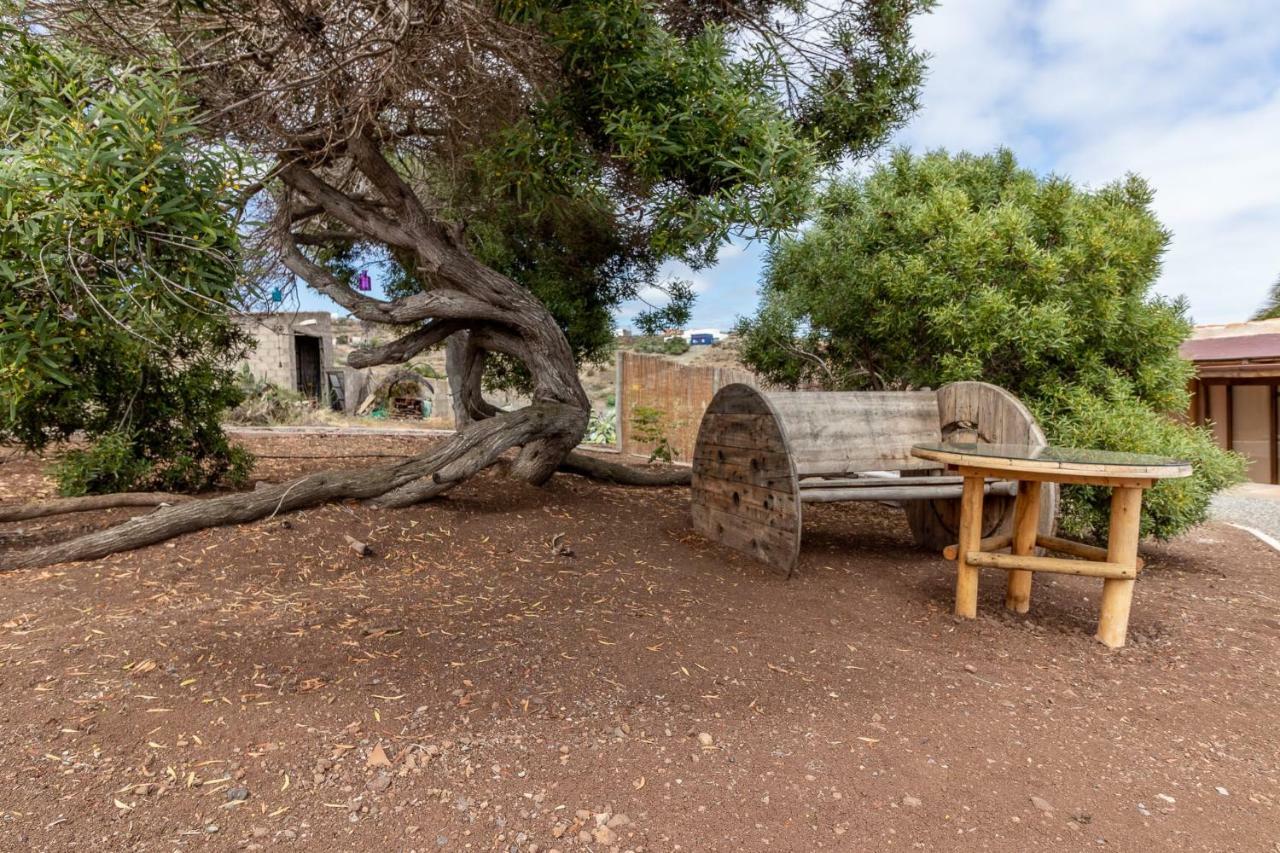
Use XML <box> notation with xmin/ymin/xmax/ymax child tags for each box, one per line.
<box><xmin>559</xmin><ymin>451</ymin><xmax>692</xmax><ymax>486</ymax></box>
<box><xmin>0</xmin><ymin>404</ymin><xmax>573</xmax><ymax>572</ymax></box>
<box><xmin>0</xmin><ymin>416</ymin><xmax>694</xmax><ymax>571</ymax></box>
<box><xmin>0</xmin><ymin>492</ymin><xmax>194</xmax><ymax>523</ymax></box>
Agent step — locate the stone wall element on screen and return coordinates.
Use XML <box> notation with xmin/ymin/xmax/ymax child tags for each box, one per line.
<box><xmin>234</xmin><ymin>312</ymin><xmax>335</xmax><ymax>392</ymax></box>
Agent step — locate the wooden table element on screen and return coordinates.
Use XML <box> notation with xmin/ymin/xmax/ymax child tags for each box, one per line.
<box><xmin>911</xmin><ymin>442</ymin><xmax>1192</xmax><ymax>648</ymax></box>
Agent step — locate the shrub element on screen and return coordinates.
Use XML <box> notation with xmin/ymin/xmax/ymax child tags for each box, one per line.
<box><xmin>630</xmin><ymin>405</ymin><xmax>678</xmax><ymax>463</ymax></box>
<box><xmin>737</xmin><ymin>148</ymin><xmax>1246</xmax><ymax>540</ymax></box>
<box><xmin>226</xmin><ymin>368</ymin><xmax>311</xmax><ymax>426</ymax></box>
<box><xmin>585</xmin><ymin>409</ymin><xmax>618</xmax><ymax>445</ymax></box>
<box><xmin>0</xmin><ymin>28</ymin><xmax>252</xmax><ymax>495</ymax></box>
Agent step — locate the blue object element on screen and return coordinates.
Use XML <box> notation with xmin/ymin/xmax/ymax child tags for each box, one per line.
<box><xmin>690</xmin><ymin>333</ymin><xmax>715</xmax><ymax>346</ymax></box>
<box><xmin>270</xmin><ymin>287</ymin><xmax>283</xmax><ymax>303</ymax></box>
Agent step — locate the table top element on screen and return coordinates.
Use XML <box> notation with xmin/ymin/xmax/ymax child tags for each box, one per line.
<box><xmin>911</xmin><ymin>442</ymin><xmax>1193</xmax><ymax>480</ymax></box>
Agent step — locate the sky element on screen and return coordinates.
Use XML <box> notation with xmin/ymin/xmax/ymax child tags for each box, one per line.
<box><xmin>615</xmin><ymin>0</ymin><xmax>1280</xmax><ymax>332</ymax></box>
<box><xmin>298</xmin><ymin>1</ymin><xmax>1280</xmax><ymax>332</ymax></box>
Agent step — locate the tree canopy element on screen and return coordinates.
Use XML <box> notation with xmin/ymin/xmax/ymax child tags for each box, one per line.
<box><xmin>0</xmin><ymin>26</ymin><xmax>251</xmax><ymax>494</ymax></box>
<box><xmin>738</xmin><ymin>149</ymin><xmax>1245</xmax><ymax>539</ymax></box>
<box><xmin>1251</xmin><ymin>275</ymin><xmax>1280</xmax><ymax>320</ymax></box>
<box><xmin>1</xmin><ymin>0</ymin><xmax>935</xmax><ymax>568</ymax></box>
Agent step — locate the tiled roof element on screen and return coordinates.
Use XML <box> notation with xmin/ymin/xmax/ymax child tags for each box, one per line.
<box><xmin>1181</xmin><ymin>333</ymin><xmax>1280</xmax><ymax>363</ymax></box>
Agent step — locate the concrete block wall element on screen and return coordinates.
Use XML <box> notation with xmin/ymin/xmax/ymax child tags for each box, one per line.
<box><xmin>234</xmin><ymin>312</ymin><xmax>335</xmax><ymax>393</ymax></box>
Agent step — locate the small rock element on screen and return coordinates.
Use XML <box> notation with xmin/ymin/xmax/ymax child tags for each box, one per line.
<box><xmin>963</xmin><ymin>663</ymin><xmax>977</xmax><ymax>673</ymax></box>
<box><xmin>901</xmin><ymin>796</ymin><xmax>922</xmax><ymax>808</ymax></box>
<box><xmin>577</xmin><ymin>830</ymin><xmax>592</xmax><ymax>844</ymax></box>
<box><xmin>696</xmin><ymin>732</ymin><xmax>714</xmax><ymax>747</ymax></box>
<box><xmin>551</xmin><ymin>823</ymin><xmax>567</xmax><ymax>839</ymax></box>
<box><xmin>225</xmin><ymin>786</ymin><xmax>250</xmax><ymax>802</ymax></box>
<box><xmin>592</xmin><ymin>826</ymin><xmax>616</xmax><ymax>846</ymax></box>
<box><xmin>367</xmin><ymin>773</ymin><xmax>392</xmax><ymax>793</ymax></box>
<box><xmin>1216</xmin><ymin>786</ymin><xmax>1229</xmax><ymax>796</ymax></box>
<box><xmin>1030</xmin><ymin>796</ymin><xmax>1054</xmax><ymax>813</ymax></box>
<box><xmin>607</xmin><ymin>813</ymin><xmax>630</xmax><ymax>828</ymax></box>
<box><xmin>1156</xmin><ymin>793</ymin><xmax>1175</xmax><ymax>804</ymax></box>
<box><xmin>205</xmin><ymin>824</ymin><xmax>220</xmax><ymax>834</ymax></box>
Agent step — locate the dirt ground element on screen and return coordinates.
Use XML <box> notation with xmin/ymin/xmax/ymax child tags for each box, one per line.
<box><xmin>0</xmin><ymin>434</ymin><xmax>1277</xmax><ymax>853</ymax></box>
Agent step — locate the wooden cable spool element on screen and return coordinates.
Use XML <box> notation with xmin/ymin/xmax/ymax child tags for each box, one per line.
<box><xmin>690</xmin><ymin>381</ymin><xmax>1056</xmax><ymax>575</ymax></box>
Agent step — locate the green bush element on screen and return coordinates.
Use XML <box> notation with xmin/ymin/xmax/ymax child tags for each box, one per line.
<box><xmin>738</xmin><ymin>148</ymin><xmax>1246</xmax><ymax>540</ymax></box>
<box><xmin>633</xmin><ymin>336</ymin><xmax>691</xmax><ymax>356</ymax></box>
<box><xmin>0</xmin><ymin>28</ymin><xmax>252</xmax><ymax>495</ymax></box>
<box><xmin>226</xmin><ymin>368</ymin><xmax>310</xmax><ymax>426</ymax></box>
<box><xmin>630</xmin><ymin>405</ymin><xmax>677</xmax><ymax>463</ymax></box>
<box><xmin>585</xmin><ymin>409</ymin><xmax>618</xmax><ymax>445</ymax></box>
<box><xmin>55</xmin><ymin>428</ymin><xmax>252</xmax><ymax>496</ymax></box>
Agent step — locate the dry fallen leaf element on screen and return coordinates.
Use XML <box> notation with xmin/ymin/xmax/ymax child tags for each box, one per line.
<box><xmin>366</xmin><ymin>743</ymin><xmax>392</xmax><ymax>768</ymax></box>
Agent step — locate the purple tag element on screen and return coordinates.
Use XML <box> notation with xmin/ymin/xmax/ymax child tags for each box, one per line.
<box><xmin>357</xmin><ymin>270</ymin><xmax>372</xmax><ymax>292</ymax></box>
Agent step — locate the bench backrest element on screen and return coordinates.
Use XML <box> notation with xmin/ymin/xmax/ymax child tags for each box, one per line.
<box><xmin>765</xmin><ymin>390</ymin><xmax>942</xmax><ymax>477</ymax></box>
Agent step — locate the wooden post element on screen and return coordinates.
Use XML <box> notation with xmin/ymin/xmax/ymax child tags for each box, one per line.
<box><xmin>1005</xmin><ymin>479</ymin><xmax>1041</xmax><ymax>614</ymax></box>
<box><xmin>954</xmin><ymin>474</ymin><xmax>986</xmax><ymax>619</ymax></box>
<box><xmin>1096</xmin><ymin>486</ymin><xmax>1143</xmax><ymax>648</ymax></box>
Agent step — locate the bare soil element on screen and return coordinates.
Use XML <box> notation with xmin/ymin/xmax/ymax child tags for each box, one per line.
<box><xmin>0</xmin><ymin>433</ymin><xmax>1277</xmax><ymax>852</ymax></box>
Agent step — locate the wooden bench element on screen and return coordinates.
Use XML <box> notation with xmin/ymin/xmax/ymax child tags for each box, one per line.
<box><xmin>690</xmin><ymin>381</ymin><xmax>1057</xmax><ymax>575</ymax></box>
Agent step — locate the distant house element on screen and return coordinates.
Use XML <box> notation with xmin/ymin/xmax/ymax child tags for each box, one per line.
<box><xmin>234</xmin><ymin>311</ymin><xmax>335</xmax><ymax>401</ymax></box>
<box><xmin>1182</xmin><ymin>318</ymin><xmax>1280</xmax><ymax>484</ymax></box>
<box><xmin>682</xmin><ymin>328</ymin><xmax>722</xmax><ymax>345</ymax></box>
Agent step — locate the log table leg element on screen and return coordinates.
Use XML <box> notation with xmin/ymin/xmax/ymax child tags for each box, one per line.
<box><xmin>954</xmin><ymin>474</ymin><xmax>986</xmax><ymax>619</ymax></box>
<box><xmin>1096</xmin><ymin>486</ymin><xmax>1144</xmax><ymax>648</ymax></box>
<box><xmin>1005</xmin><ymin>479</ymin><xmax>1041</xmax><ymax>614</ymax></box>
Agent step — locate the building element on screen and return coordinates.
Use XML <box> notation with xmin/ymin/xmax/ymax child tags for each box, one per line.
<box><xmin>1182</xmin><ymin>318</ymin><xmax>1280</xmax><ymax>484</ymax></box>
<box><xmin>234</xmin><ymin>312</ymin><xmax>335</xmax><ymax>401</ymax></box>
<box><xmin>683</xmin><ymin>328</ymin><xmax>722</xmax><ymax>345</ymax></box>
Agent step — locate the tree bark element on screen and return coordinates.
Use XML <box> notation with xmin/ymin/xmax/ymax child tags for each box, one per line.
<box><xmin>0</xmin><ymin>492</ymin><xmax>194</xmax><ymax>523</ymax></box>
<box><xmin>1</xmin><ymin>404</ymin><xmax>578</xmax><ymax>571</ymax></box>
<box><xmin>1</xmin><ymin>133</ymin><xmax>609</xmax><ymax>571</ymax></box>
<box><xmin>559</xmin><ymin>451</ymin><xmax>691</xmax><ymax>486</ymax></box>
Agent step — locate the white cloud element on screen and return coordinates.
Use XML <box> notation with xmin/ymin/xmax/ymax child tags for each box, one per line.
<box><xmin>899</xmin><ymin>0</ymin><xmax>1280</xmax><ymax>324</ymax></box>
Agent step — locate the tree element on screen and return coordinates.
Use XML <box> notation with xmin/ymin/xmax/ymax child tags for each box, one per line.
<box><xmin>4</xmin><ymin>0</ymin><xmax>935</xmax><ymax>568</ymax></box>
<box><xmin>0</xmin><ymin>27</ymin><xmax>252</xmax><ymax>496</ymax></box>
<box><xmin>1251</xmin><ymin>275</ymin><xmax>1280</xmax><ymax>320</ymax></box>
<box><xmin>737</xmin><ymin>149</ymin><xmax>1245</xmax><ymax>540</ymax></box>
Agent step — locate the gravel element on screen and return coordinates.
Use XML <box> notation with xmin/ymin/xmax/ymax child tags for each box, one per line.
<box><xmin>1210</xmin><ymin>487</ymin><xmax>1280</xmax><ymax>542</ymax></box>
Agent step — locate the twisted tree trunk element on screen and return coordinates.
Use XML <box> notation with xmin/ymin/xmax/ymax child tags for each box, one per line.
<box><xmin>0</xmin><ymin>131</ymin><xmax>692</xmax><ymax>572</ymax></box>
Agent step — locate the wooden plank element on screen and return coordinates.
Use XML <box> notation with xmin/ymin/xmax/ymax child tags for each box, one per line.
<box><xmin>696</xmin><ymin>412</ymin><xmax>789</xmax><ymax>451</ymax></box>
<box><xmin>1271</xmin><ymin>382</ymin><xmax>1278</xmax><ymax>485</ymax></box>
<box><xmin>799</xmin><ymin>475</ymin><xmax>966</xmax><ymax>488</ymax></box>
<box><xmin>800</xmin><ymin>481</ymin><xmax>1017</xmax><ymax>503</ymax></box>
<box><xmin>691</xmin><ymin>473</ymin><xmax>799</xmax><ymax>529</ymax></box>
<box><xmin>1035</xmin><ymin>534</ymin><xmax>1145</xmax><ymax>569</ymax></box>
<box><xmin>690</xmin><ymin>503</ymin><xmax>799</xmax><ymax>575</ymax></box>
<box><xmin>1005</xmin><ymin>479</ymin><xmax>1042</xmax><ymax>613</ymax></box>
<box><xmin>913</xmin><ymin>447</ymin><xmax>1191</xmax><ymax>481</ymax></box>
<box><xmin>765</xmin><ymin>390</ymin><xmax>942</xmax><ymax>474</ymax></box>
<box><xmin>1097</xmin><ymin>486</ymin><xmax>1143</xmax><ymax>648</ymax></box>
<box><xmin>953</xmin><ymin>465</ymin><xmax>1157</xmax><ymax>489</ymax></box>
<box><xmin>691</xmin><ymin>454</ymin><xmax>794</xmax><ymax>489</ymax></box>
<box><xmin>942</xmin><ymin>533</ymin><xmax>1013</xmax><ymax>561</ymax></box>
<box><xmin>966</xmin><ymin>551</ymin><xmax>1136</xmax><ymax>579</ymax></box>
<box><xmin>691</xmin><ymin>383</ymin><xmax>801</xmax><ymax>576</ymax></box>
<box><xmin>954</xmin><ymin>475</ymin><xmax>986</xmax><ymax>618</ymax></box>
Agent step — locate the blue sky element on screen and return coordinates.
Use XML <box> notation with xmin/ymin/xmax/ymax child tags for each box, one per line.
<box><xmin>299</xmin><ymin>1</ymin><xmax>1280</xmax><ymax>331</ymax></box>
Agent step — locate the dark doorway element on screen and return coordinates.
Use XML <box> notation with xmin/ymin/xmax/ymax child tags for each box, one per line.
<box><xmin>294</xmin><ymin>335</ymin><xmax>322</xmax><ymax>401</ymax></box>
